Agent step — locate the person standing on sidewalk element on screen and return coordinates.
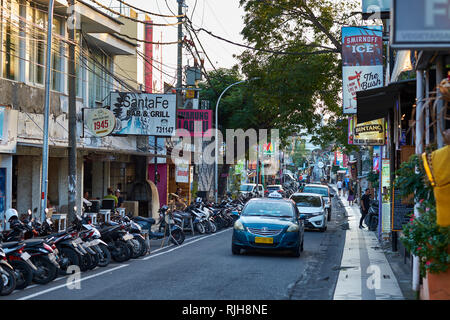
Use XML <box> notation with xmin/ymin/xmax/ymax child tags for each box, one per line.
<box><xmin>337</xmin><ymin>180</ymin><xmax>343</xmax><ymax>196</ymax></box>
<box><xmin>347</xmin><ymin>184</ymin><xmax>355</xmax><ymax>206</ymax></box>
<box><xmin>359</xmin><ymin>188</ymin><xmax>371</xmax><ymax>229</ymax></box>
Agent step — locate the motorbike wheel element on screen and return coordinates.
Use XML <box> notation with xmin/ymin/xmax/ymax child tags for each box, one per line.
<box><xmin>203</xmin><ymin>221</ymin><xmax>211</xmax><ymax>234</ymax></box>
<box><xmin>111</xmin><ymin>241</ymin><xmax>131</xmax><ymax>262</ymax></box>
<box><xmin>209</xmin><ymin>221</ymin><xmax>217</xmax><ymax>233</ymax></box>
<box><xmin>169</xmin><ymin>229</ymin><xmax>185</xmax><ymax>245</ymax></box>
<box><xmin>127</xmin><ymin>239</ymin><xmax>141</xmax><ymax>259</ymax></box>
<box><xmin>31</xmin><ymin>256</ymin><xmax>57</xmax><ymax>285</ymax></box>
<box><xmin>79</xmin><ymin>252</ymin><xmax>93</xmax><ymax>272</ymax></box>
<box><xmin>59</xmin><ymin>247</ymin><xmax>80</xmax><ymax>275</ymax></box>
<box><xmin>369</xmin><ymin>216</ymin><xmax>378</xmax><ymax>231</ymax></box>
<box><xmin>87</xmin><ymin>252</ymin><xmax>99</xmax><ymax>270</ymax></box>
<box><xmin>134</xmin><ymin>236</ymin><xmax>148</xmax><ymax>257</ymax></box>
<box><xmin>195</xmin><ymin>222</ymin><xmax>205</xmax><ymax>234</ymax></box>
<box><xmin>10</xmin><ymin>260</ymin><xmax>33</xmax><ymax>290</ymax></box>
<box><xmin>97</xmin><ymin>244</ymin><xmax>111</xmax><ymax>267</ymax></box>
<box><xmin>0</xmin><ymin>265</ymin><xmax>16</xmax><ymax>296</ymax></box>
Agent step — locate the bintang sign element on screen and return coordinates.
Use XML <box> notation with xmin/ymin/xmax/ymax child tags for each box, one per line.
<box><xmin>392</xmin><ymin>0</ymin><xmax>450</xmax><ymax>49</ymax></box>
<box><xmin>349</xmin><ymin>117</ymin><xmax>386</xmax><ymax>146</ymax></box>
<box><xmin>110</xmin><ymin>92</ymin><xmax>176</xmax><ymax>136</ymax></box>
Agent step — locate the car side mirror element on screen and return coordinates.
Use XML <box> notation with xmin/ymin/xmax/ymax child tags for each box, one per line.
<box><xmin>299</xmin><ymin>214</ymin><xmax>307</xmax><ymax>220</ymax></box>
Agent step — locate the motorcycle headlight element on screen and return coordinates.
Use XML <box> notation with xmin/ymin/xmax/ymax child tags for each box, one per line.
<box><xmin>287</xmin><ymin>223</ymin><xmax>299</xmax><ymax>232</ymax></box>
<box><xmin>233</xmin><ymin>220</ymin><xmax>245</xmax><ymax>231</ymax></box>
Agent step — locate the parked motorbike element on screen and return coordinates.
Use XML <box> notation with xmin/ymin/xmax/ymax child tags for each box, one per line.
<box><xmin>365</xmin><ymin>200</ymin><xmax>379</xmax><ymax>231</ymax></box>
<box><xmin>0</xmin><ymin>245</ymin><xmax>16</xmax><ymax>296</ymax></box>
<box><xmin>157</xmin><ymin>206</ymin><xmax>185</xmax><ymax>245</ymax></box>
<box><xmin>1</xmin><ymin>241</ymin><xmax>37</xmax><ymax>290</ymax></box>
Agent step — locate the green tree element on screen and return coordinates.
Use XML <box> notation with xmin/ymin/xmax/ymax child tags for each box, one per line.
<box><xmin>238</xmin><ymin>0</ymin><xmax>360</xmax><ymax>151</ymax></box>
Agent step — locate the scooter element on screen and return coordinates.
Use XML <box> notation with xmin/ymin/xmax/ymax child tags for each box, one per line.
<box><xmin>0</xmin><ymin>245</ymin><xmax>16</xmax><ymax>296</ymax></box>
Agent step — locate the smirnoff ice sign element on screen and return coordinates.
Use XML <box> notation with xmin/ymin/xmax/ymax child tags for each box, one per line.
<box><xmin>342</xmin><ymin>26</ymin><xmax>383</xmax><ymax>114</ymax></box>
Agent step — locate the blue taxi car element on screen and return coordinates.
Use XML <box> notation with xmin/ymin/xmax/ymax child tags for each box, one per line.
<box><xmin>231</xmin><ymin>197</ymin><xmax>306</xmax><ymax>257</ymax></box>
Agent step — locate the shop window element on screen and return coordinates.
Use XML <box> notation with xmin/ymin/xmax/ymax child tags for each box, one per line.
<box><xmin>1</xmin><ymin>0</ymin><xmax>21</xmax><ymax>81</ymax></box>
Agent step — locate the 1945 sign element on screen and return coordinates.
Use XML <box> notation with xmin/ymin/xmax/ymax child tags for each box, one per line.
<box><xmin>110</xmin><ymin>92</ymin><xmax>176</xmax><ymax>136</ymax></box>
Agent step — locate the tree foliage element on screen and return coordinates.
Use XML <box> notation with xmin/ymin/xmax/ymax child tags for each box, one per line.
<box><xmin>235</xmin><ymin>0</ymin><xmax>360</xmax><ymax>149</ymax></box>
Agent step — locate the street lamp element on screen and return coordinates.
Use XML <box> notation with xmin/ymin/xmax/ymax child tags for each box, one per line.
<box><xmin>215</xmin><ymin>77</ymin><xmax>260</xmax><ymax>203</ymax></box>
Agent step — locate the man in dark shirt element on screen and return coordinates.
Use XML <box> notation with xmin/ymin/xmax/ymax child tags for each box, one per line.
<box><xmin>360</xmin><ymin>188</ymin><xmax>371</xmax><ymax>229</ymax></box>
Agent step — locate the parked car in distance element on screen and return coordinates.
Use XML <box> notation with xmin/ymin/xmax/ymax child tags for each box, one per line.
<box><xmin>232</xmin><ymin>198</ymin><xmax>305</xmax><ymax>257</ymax></box>
<box><xmin>264</xmin><ymin>185</ymin><xmax>285</xmax><ymax>197</ymax></box>
<box><xmin>301</xmin><ymin>184</ymin><xmax>333</xmax><ymax>221</ymax></box>
<box><xmin>290</xmin><ymin>193</ymin><xmax>327</xmax><ymax>232</ymax></box>
<box><xmin>239</xmin><ymin>184</ymin><xmax>264</xmax><ymax>197</ymax></box>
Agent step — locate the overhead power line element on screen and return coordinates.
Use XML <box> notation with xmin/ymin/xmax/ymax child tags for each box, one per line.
<box><xmin>116</xmin><ymin>0</ymin><xmax>185</xmax><ymax>18</ymax></box>
<box><xmin>88</xmin><ymin>0</ymin><xmax>184</xmax><ymax>26</ymax></box>
<box><xmin>185</xmin><ymin>18</ymin><xmax>339</xmax><ymax>56</ymax></box>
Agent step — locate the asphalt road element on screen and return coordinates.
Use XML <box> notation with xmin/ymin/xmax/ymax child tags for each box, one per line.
<box><xmin>3</xmin><ymin>198</ymin><xmax>346</xmax><ymax>300</ymax></box>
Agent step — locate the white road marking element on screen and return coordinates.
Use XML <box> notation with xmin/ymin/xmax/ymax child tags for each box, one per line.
<box><xmin>143</xmin><ymin>229</ymin><xmax>231</xmax><ymax>260</ymax></box>
<box><xmin>16</xmin><ymin>228</ymin><xmax>232</xmax><ymax>299</ymax></box>
<box><xmin>18</xmin><ymin>264</ymin><xmax>129</xmax><ymax>300</ymax></box>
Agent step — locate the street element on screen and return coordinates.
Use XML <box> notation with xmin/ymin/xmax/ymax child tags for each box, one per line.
<box><xmin>3</xmin><ymin>199</ymin><xmax>346</xmax><ymax>300</ymax></box>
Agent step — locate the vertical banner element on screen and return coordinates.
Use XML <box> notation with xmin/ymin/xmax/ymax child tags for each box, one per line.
<box><xmin>0</xmin><ymin>168</ymin><xmax>5</xmax><ymax>231</ymax></box>
<box><xmin>342</xmin><ymin>26</ymin><xmax>383</xmax><ymax>114</ymax></box>
<box><xmin>144</xmin><ymin>15</ymin><xmax>153</xmax><ymax>93</ymax></box>
<box><xmin>381</xmin><ymin>159</ymin><xmax>391</xmax><ymax>233</ymax></box>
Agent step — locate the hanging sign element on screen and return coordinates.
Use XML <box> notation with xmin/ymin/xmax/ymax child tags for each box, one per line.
<box><xmin>392</xmin><ymin>0</ymin><xmax>450</xmax><ymax>50</ymax></box>
<box><xmin>350</xmin><ymin>117</ymin><xmax>386</xmax><ymax>146</ymax></box>
<box><xmin>84</xmin><ymin>108</ymin><xmax>116</xmax><ymax>137</ymax></box>
<box><xmin>175</xmin><ymin>162</ymin><xmax>190</xmax><ymax>183</ymax></box>
<box><xmin>176</xmin><ymin>109</ymin><xmax>212</xmax><ymax>137</ymax></box>
<box><xmin>342</xmin><ymin>26</ymin><xmax>383</xmax><ymax>114</ymax></box>
<box><xmin>110</xmin><ymin>92</ymin><xmax>176</xmax><ymax>136</ymax></box>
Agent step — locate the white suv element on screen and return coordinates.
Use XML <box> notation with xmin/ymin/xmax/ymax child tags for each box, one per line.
<box><xmin>290</xmin><ymin>193</ymin><xmax>327</xmax><ymax>232</ymax></box>
<box><xmin>239</xmin><ymin>183</ymin><xmax>264</xmax><ymax>197</ymax></box>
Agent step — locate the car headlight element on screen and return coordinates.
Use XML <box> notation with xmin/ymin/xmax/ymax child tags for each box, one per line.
<box><xmin>287</xmin><ymin>223</ymin><xmax>299</xmax><ymax>232</ymax></box>
<box><xmin>234</xmin><ymin>220</ymin><xmax>245</xmax><ymax>231</ymax></box>
<box><xmin>311</xmin><ymin>212</ymin><xmax>322</xmax><ymax>216</ymax></box>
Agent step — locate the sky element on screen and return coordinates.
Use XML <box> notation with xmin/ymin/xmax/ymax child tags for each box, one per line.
<box><xmin>108</xmin><ymin>0</ymin><xmax>247</xmax><ymax>85</ymax></box>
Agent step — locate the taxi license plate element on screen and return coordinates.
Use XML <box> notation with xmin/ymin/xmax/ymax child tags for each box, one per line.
<box><xmin>255</xmin><ymin>237</ymin><xmax>273</xmax><ymax>244</ymax></box>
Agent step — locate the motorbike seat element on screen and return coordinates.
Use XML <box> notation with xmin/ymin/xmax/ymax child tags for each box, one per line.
<box><xmin>23</xmin><ymin>239</ymin><xmax>45</xmax><ymax>246</ymax></box>
<box><xmin>132</xmin><ymin>216</ymin><xmax>156</xmax><ymax>225</ymax></box>
<box><xmin>1</xmin><ymin>241</ymin><xmax>24</xmax><ymax>249</ymax></box>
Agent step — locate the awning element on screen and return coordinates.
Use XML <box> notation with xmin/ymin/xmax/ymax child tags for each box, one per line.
<box><xmin>356</xmin><ymin>79</ymin><xmax>416</xmax><ymax>123</ymax></box>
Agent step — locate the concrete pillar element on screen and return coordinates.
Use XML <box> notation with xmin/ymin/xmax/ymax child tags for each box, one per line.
<box><xmin>103</xmin><ymin>161</ymin><xmax>110</xmax><ymax>196</ymax></box>
<box><xmin>31</xmin><ymin>156</ymin><xmax>42</xmax><ymax>215</ymax></box>
<box><xmin>58</xmin><ymin>158</ymin><xmax>69</xmax><ymax>212</ymax></box>
<box><xmin>92</xmin><ymin>161</ymin><xmax>103</xmax><ymax>199</ymax></box>
<box><xmin>76</xmin><ymin>157</ymin><xmax>83</xmax><ymax>215</ymax></box>
<box><xmin>17</xmin><ymin>156</ymin><xmax>32</xmax><ymax>215</ymax></box>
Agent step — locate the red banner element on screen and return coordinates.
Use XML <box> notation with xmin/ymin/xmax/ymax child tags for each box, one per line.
<box><xmin>176</xmin><ymin>110</ymin><xmax>212</xmax><ymax>137</ymax></box>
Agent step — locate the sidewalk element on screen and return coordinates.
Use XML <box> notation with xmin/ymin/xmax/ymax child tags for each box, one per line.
<box><xmin>332</xmin><ymin>190</ymin><xmax>404</xmax><ymax>300</ymax></box>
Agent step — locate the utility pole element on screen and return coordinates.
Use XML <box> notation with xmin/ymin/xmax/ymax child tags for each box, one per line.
<box><xmin>176</xmin><ymin>0</ymin><xmax>184</xmax><ymax>109</ymax></box>
<box><xmin>68</xmin><ymin>0</ymin><xmax>77</xmax><ymax>222</ymax></box>
<box><xmin>40</xmin><ymin>0</ymin><xmax>55</xmax><ymax>222</ymax></box>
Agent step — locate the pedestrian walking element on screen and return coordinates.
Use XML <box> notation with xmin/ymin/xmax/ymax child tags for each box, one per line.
<box><xmin>337</xmin><ymin>180</ymin><xmax>343</xmax><ymax>196</ymax></box>
<box><xmin>359</xmin><ymin>188</ymin><xmax>371</xmax><ymax>229</ymax></box>
<box><xmin>347</xmin><ymin>185</ymin><xmax>355</xmax><ymax>206</ymax></box>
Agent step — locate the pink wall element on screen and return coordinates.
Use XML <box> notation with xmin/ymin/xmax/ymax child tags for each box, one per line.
<box><xmin>148</xmin><ymin>164</ymin><xmax>167</xmax><ymax>206</ymax></box>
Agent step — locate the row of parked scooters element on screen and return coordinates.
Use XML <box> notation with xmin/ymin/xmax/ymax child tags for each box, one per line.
<box><xmin>0</xmin><ymin>194</ymin><xmax>250</xmax><ymax>296</ymax></box>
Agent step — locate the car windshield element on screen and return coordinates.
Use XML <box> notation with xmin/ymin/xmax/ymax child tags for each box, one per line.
<box><xmin>242</xmin><ymin>201</ymin><xmax>294</xmax><ymax>218</ymax></box>
<box><xmin>240</xmin><ymin>185</ymin><xmax>254</xmax><ymax>192</ymax></box>
<box><xmin>303</xmin><ymin>187</ymin><xmax>328</xmax><ymax>197</ymax></box>
<box><xmin>291</xmin><ymin>195</ymin><xmax>321</xmax><ymax>207</ymax></box>
<box><xmin>267</xmin><ymin>187</ymin><xmax>281</xmax><ymax>191</ymax></box>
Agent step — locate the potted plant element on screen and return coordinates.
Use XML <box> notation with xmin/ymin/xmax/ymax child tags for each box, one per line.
<box><xmin>396</xmin><ymin>155</ymin><xmax>450</xmax><ymax>300</ymax></box>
